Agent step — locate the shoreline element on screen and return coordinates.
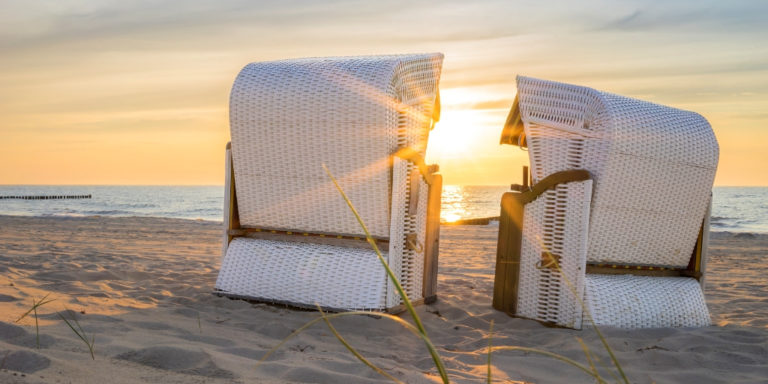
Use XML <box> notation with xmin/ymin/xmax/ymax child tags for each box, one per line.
<box><xmin>1</xmin><ymin>214</ymin><xmax>767</xmax><ymax>237</ymax></box>
<box><xmin>0</xmin><ymin>215</ymin><xmax>766</xmax><ymax>383</ymax></box>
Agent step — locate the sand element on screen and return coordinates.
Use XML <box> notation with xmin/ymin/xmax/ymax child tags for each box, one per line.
<box><xmin>0</xmin><ymin>215</ymin><xmax>766</xmax><ymax>383</ymax></box>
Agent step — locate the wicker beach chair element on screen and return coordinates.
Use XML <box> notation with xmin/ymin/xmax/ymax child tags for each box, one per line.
<box><xmin>493</xmin><ymin>76</ymin><xmax>719</xmax><ymax>328</ymax></box>
<box><xmin>215</xmin><ymin>54</ymin><xmax>444</xmax><ymax>312</ymax></box>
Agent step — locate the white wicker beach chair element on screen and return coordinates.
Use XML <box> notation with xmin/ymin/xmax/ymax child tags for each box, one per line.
<box><xmin>493</xmin><ymin>76</ymin><xmax>719</xmax><ymax>328</ymax></box>
<box><xmin>215</xmin><ymin>54</ymin><xmax>444</xmax><ymax>312</ymax></box>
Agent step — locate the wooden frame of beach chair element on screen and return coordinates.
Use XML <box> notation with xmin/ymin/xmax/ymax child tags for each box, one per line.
<box><xmin>215</xmin><ymin>54</ymin><xmax>444</xmax><ymax>313</ymax></box>
<box><xmin>493</xmin><ymin>76</ymin><xmax>719</xmax><ymax>328</ymax></box>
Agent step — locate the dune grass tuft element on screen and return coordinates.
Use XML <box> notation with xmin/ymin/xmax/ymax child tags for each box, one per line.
<box><xmin>256</xmin><ymin>165</ymin><xmax>629</xmax><ymax>383</ymax></box>
<box><xmin>321</xmin><ymin>164</ymin><xmax>450</xmax><ymax>382</ymax></box>
<box><xmin>16</xmin><ymin>294</ymin><xmax>96</xmax><ymax>360</ymax></box>
<box><xmin>58</xmin><ymin>309</ymin><xmax>95</xmax><ymax>360</ymax></box>
<box><xmin>15</xmin><ymin>293</ymin><xmax>55</xmax><ymax>349</ymax></box>
<box><xmin>318</xmin><ymin>306</ymin><xmax>405</xmax><ymax>384</ymax></box>
<box><xmin>542</xmin><ymin>251</ymin><xmax>629</xmax><ymax>383</ymax></box>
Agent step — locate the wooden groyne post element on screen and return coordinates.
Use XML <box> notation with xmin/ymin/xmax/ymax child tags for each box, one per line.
<box><xmin>0</xmin><ymin>195</ymin><xmax>92</xmax><ymax>200</ymax></box>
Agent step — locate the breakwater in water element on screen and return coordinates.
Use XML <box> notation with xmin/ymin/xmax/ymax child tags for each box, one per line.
<box><xmin>0</xmin><ymin>195</ymin><xmax>92</xmax><ymax>200</ymax></box>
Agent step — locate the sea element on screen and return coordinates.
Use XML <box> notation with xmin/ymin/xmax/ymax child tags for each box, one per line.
<box><xmin>0</xmin><ymin>185</ymin><xmax>766</xmax><ymax>234</ymax></box>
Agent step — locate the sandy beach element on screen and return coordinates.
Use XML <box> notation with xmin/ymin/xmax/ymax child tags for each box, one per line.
<box><xmin>0</xmin><ymin>215</ymin><xmax>766</xmax><ymax>383</ymax></box>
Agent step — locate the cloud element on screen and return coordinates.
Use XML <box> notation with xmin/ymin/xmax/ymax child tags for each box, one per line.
<box><xmin>597</xmin><ymin>2</ymin><xmax>768</xmax><ymax>33</ymax></box>
<box><xmin>0</xmin><ymin>0</ymin><xmax>572</xmax><ymax>55</ymax></box>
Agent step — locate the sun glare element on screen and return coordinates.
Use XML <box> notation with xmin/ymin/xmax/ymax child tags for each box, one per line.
<box><xmin>444</xmin><ymin>213</ymin><xmax>462</xmax><ymax>223</ymax></box>
<box><xmin>428</xmin><ymin>109</ymin><xmax>482</xmax><ymax>158</ymax></box>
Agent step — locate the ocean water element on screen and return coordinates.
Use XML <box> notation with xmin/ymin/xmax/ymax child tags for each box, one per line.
<box><xmin>710</xmin><ymin>187</ymin><xmax>768</xmax><ymax>234</ymax></box>
<box><xmin>0</xmin><ymin>186</ymin><xmax>222</xmax><ymax>222</ymax></box>
<box><xmin>0</xmin><ymin>185</ymin><xmax>766</xmax><ymax>233</ymax></box>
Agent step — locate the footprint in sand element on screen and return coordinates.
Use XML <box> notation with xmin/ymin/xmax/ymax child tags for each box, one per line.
<box><xmin>0</xmin><ymin>322</ymin><xmax>27</xmax><ymax>340</ymax></box>
<box><xmin>0</xmin><ymin>322</ymin><xmax>55</xmax><ymax>349</ymax></box>
<box><xmin>115</xmin><ymin>346</ymin><xmax>234</xmax><ymax>378</ymax></box>
<box><xmin>0</xmin><ymin>350</ymin><xmax>51</xmax><ymax>373</ymax></box>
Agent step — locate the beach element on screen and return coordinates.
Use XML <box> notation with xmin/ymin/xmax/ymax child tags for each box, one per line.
<box><xmin>0</xmin><ymin>215</ymin><xmax>766</xmax><ymax>383</ymax></box>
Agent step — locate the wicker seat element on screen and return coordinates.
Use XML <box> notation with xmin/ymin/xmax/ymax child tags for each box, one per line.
<box><xmin>493</xmin><ymin>76</ymin><xmax>718</xmax><ymax>328</ymax></box>
<box><xmin>215</xmin><ymin>54</ymin><xmax>444</xmax><ymax>312</ymax></box>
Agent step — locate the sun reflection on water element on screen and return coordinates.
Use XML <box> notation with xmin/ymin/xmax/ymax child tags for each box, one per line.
<box><xmin>440</xmin><ymin>185</ymin><xmax>509</xmax><ymax>223</ymax></box>
<box><xmin>441</xmin><ymin>185</ymin><xmax>467</xmax><ymax>223</ymax></box>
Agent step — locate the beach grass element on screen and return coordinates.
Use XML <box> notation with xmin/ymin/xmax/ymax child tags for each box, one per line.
<box><xmin>322</xmin><ymin>165</ymin><xmax>449</xmax><ymax>382</ymax></box>
<box><xmin>542</xmin><ymin>251</ymin><xmax>629</xmax><ymax>383</ymax></box>
<box><xmin>15</xmin><ymin>294</ymin><xmax>96</xmax><ymax>360</ymax></box>
<box><xmin>58</xmin><ymin>309</ymin><xmax>95</xmax><ymax>360</ymax></box>
<box><xmin>255</xmin><ymin>166</ymin><xmax>629</xmax><ymax>383</ymax></box>
<box><xmin>15</xmin><ymin>293</ymin><xmax>55</xmax><ymax>349</ymax></box>
<box><xmin>318</xmin><ymin>307</ymin><xmax>405</xmax><ymax>384</ymax></box>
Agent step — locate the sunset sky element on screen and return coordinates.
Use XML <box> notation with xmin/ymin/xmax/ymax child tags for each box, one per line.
<box><xmin>1</xmin><ymin>0</ymin><xmax>766</xmax><ymax>186</ymax></box>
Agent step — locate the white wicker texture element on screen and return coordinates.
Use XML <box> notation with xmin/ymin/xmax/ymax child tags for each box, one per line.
<box><xmin>386</xmin><ymin>157</ymin><xmax>408</xmax><ymax>307</ymax></box>
<box><xmin>583</xmin><ymin>274</ymin><xmax>711</xmax><ymax>328</ymax></box>
<box><xmin>516</xmin><ymin>180</ymin><xmax>592</xmax><ymax>328</ymax></box>
<box><xmin>216</xmin><ymin>238</ymin><xmax>388</xmax><ymax>310</ymax></box>
<box><xmin>219</xmin><ymin>54</ymin><xmax>442</xmax><ymax>311</ymax></box>
<box><xmin>517</xmin><ymin>76</ymin><xmax>718</xmax><ymax>267</ymax></box>
<box><xmin>229</xmin><ymin>54</ymin><xmax>443</xmax><ymax>238</ymax></box>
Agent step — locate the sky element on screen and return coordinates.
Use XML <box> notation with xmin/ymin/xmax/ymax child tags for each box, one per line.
<box><xmin>1</xmin><ymin>0</ymin><xmax>766</xmax><ymax>186</ymax></box>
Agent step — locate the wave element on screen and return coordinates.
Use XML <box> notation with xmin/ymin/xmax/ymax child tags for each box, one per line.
<box><xmin>114</xmin><ymin>203</ymin><xmax>159</xmax><ymax>209</ymax></box>
<box><xmin>85</xmin><ymin>210</ymin><xmax>136</xmax><ymax>215</ymax></box>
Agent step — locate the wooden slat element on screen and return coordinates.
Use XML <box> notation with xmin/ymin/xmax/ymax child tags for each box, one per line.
<box><xmin>690</xmin><ymin>194</ymin><xmax>712</xmax><ymax>287</ymax></box>
<box><xmin>230</xmin><ymin>227</ymin><xmax>386</xmax><ymax>241</ymax></box>
<box><xmin>492</xmin><ymin>191</ymin><xmax>525</xmax><ymax>315</ymax></box>
<box><xmin>586</xmin><ymin>264</ymin><xmax>701</xmax><ymax>278</ymax></box>
<box><xmin>226</xmin><ymin>145</ymin><xmax>240</xmax><ymax>245</ymax></box>
<box><xmin>386</xmin><ymin>298</ymin><xmax>426</xmax><ymax>315</ymax></box>
<box><xmin>228</xmin><ymin>228</ymin><xmax>388</xmax><ymax>250</ymax></box>
<box><xmin>683</xmin><ymin>194</ymin><xmax>712</xmax><ymax>283</ymax></box>
<box><xmin>422</xmin><ymin>174</ymin><xmax>442</xmax><ymax>303</ymax></box>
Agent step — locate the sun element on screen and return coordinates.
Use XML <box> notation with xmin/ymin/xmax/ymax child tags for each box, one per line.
<box><xmin>443</xmin><ymin>213</ymin><xmax>462</xmax><ymax>223</ymax></box>
<box><xmin>427</xmin><ymin>109</ymin><xmax>480</xmax><ymax>158</ymax></box>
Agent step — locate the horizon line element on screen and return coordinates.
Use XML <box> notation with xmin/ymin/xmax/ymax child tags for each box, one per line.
<box><xmin>1</xmin><ymin>183</ymin><xmax>766</xmax><ymax>188</ymax></box>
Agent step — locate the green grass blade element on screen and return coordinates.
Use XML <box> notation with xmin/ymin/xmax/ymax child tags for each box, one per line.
<box><xmin>542</xmin><ymin>252</ymin><xmax>628</xmax><ymax>384</ymax></box>
<box><xmin>15</xmin><ymin>294</ymin><xmax>55</xmax><ymax>350</ymax></box>
<box><xmin>576</xmin><ymin>337</ymin><xmax>600</xmax><ymax>381</ymax></box>
<box><xmin>58</xmin><ymin>310</ymin><xmax>95</xmax><ymax>360</ymax></box>
<box><xmin>318</xmin><ymin>307</ymin><xmax>404</xmax><ymax>384</ymax></box>
<box><xmin>15</xmin><ymin>293</ymin><xmax>54</xmax><ymax>323</ymax></box>
<box><xmin>58</xmin><ymin>312</ymin><xmax>84</xmax><ymax>342</ymax></box>
<box><xmin>580</xmin><ymin>338</ymin><xmax>621</xmax><ymax>384</ymax></box>
<box><xmin>585</xmin><ymin>317</ymin><xmax>627</xmax><ymax>384</ymax></box>
<box><xmin>258</xmin><ymin>311</ymin><xmax>441</xmax><ymax>372</ymax></box>
<box><xmin>323</xmin><ymin>164</ymin><xmax>449</xmax><ymax>383</ymax></box>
